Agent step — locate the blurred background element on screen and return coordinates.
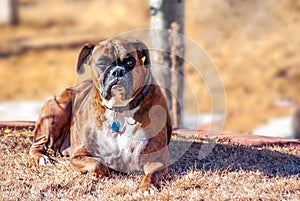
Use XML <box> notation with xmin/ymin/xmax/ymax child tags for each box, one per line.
<box><xmin>0</xmin><ymin>0</ymin><xmax>299</xmax><ymax>137</ymax></box>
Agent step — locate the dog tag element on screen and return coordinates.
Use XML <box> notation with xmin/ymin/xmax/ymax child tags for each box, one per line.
<box><xmin>112</xmin><ymin>121</ymin><xmax>121</xmax><ymax>132</ymax></box>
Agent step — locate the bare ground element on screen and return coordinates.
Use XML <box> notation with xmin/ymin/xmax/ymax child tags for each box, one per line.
<box><xmin>0</xmin><ymin>129</ymin><xmax>299</xmax><ymax>200</ymax></box>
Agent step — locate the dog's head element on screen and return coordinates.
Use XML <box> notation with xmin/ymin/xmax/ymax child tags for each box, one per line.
<box><xmin>76</xmin><ymin>39</ymin><xmax>151</xmax><ymax>108</ymax></box>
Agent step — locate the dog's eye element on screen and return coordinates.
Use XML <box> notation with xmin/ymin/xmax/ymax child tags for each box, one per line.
<box><xmin>96</xmin><ymin>64</ymin><xmax>107</xmax><ymax>71</ymax></box>
<box><xmin>123</xmin><ymin>56</ymin><xmax>136</xmax><ymax>70</ymax></box>
<box><xmin>125</xmin><ymin>60</ymin><xmax>134</xmax><ymax>67</ymax></box>
<box><xmin>96</xmin><ymin>56</ymin><xmax>112</xmax><ymax>70</ymax></box>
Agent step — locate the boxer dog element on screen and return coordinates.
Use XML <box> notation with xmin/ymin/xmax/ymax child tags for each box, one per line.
<box><xmin>30</xmin><ymin>39</ymin><xmax>172</xmax><ymax>192</ymax></box>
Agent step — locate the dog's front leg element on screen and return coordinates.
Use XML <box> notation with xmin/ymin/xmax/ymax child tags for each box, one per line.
<box><xmin>70</xmin><ymin>150</ymin><xmax>110</xmax><ymax>178</ymax></box>
<box><xmin>139</xmin><ymin>162</ymin><xmax>168</xmax><ymax>193</ymax></box>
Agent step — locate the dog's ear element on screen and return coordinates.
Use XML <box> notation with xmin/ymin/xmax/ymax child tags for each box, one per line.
<box><xmin>77</xmin><ymin>43</ymin><xmax>95</xmax><ymax>74</ymax></box>
<box><xmin>132</xmin><ymin>40</ymin><xmax>151</xmax><ymax>67</ymax></box>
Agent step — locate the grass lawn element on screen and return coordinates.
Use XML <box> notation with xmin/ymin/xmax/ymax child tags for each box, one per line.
<box><xmin>0</xmin><ymin>129</ymin><xmax>299</xmax><ymax>200</ymax></box>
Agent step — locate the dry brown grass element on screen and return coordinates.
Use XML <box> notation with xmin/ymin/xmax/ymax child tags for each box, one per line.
<box><xmin>1</xmin><ymin>129</ymin><xmax>299</xmax><ymax>200</ymax></box>
<box><xmin>1</xmin><ymin>0</ymin><xmax>300</xmax><ymax>132</ymax></box>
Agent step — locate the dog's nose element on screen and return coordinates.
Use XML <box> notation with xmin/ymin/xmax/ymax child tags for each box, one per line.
<box><xmin>110</xmin><ymin>67</ymin><xmax>126</xmax><ymax>78</ymax></box>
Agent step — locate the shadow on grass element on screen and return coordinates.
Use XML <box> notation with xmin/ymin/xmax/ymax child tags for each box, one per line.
<box><xmin>169</xmin><ymin>140</ymin><xmax>300</xmax><ymax>178</ymax></box>
<box><xmin>1</xmin><ymin>133</ymin><xmax>299</xmax><ymax>179</ymax></box>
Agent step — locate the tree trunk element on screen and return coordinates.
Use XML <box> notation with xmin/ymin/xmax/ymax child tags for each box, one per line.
<box><xmin>0</xmin><ymin>0</ymin><xmax>18</xmax><ymax>25</ymax></box>
<box><xmin>149</xmin><ymin>0</ymin><xmax>184</xmax><ymax>128</ymax></box>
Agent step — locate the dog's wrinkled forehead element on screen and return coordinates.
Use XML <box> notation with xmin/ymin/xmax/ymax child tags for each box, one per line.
<box><xmin>76</xmin><ymin>39</ymin><xmax>150</xmax><ymax>74</ymax></box>
<box><xmin>92</xmin><ymin>40</ymin><xmax>137</xmax><ymax>63</ymax></box>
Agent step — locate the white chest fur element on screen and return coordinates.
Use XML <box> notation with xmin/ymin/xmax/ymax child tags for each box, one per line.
<box><xmin>85</xmin><ymin>106</ymin><xmax>149</xmax><ymax>173</ymax></box>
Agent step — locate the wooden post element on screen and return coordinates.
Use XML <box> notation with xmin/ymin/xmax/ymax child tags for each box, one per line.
<box><xmin>0</xmin><ymin>0</ymin><xmax>18</xmax><ymax>25</ymax></box>
<box><xmin>149</xmin><ymin>0</ymin><xmax>184</xmax><ymax>128</ymax></box>
<box><xmin>292</xmin><ymin>108</ymin><xmax>300</xmax><ymax>139</ymax></box>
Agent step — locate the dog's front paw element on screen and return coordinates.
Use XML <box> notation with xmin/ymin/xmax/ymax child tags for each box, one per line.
<box><xmin>139</xmin><ymin>174</ymin><xmax>157</xmax><ymax>195</ymax></box>
<box><xmin>70</xmin><ymin>156</ymin><xmax>111</xmax><ymax>178</ymax></box>
<box><xmin>92</xmin><ymin>163</ymin><xmax>110</xmax><ymax>178</ymax></box>
<box><xmin>38</xmin><ymin>155</ymin><xmax>50</xmax><ymax>166</ymax></box>
<box><xmin>140</xmin><ymin>185</ymin><xmax>156</xmax><ymax>196</ymax></box>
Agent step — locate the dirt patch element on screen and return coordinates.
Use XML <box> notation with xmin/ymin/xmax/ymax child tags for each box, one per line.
<box><xmin>0</xmin><ymin>129</ymin><xmax>299</xmax><ymax>200</ymax></box>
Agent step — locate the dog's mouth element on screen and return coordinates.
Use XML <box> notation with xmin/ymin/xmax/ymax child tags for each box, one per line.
<box><xmin>111</xmin><ymin>83</ymin><xmax>126</xmax><ymax>97</ymax></box>
<box><xmin>101</xmin><ymin>76</ymin><xmax>133</xmax><ymax>101</ymax></box>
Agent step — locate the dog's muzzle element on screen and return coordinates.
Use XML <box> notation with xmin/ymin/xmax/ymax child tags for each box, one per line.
<box><xmin>101</xmin><ymin>66</ymin><xmax>133</xmax><ymax>100</ymax></box>
<box><xmin>110</xmin><ymin>66</ymin><xmax>126</xmax><ymax>78</ymax></box>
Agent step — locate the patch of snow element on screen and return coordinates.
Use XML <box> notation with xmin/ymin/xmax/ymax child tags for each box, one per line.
<box><xmin>183</xmin><ymin>113</ymin><xmax>225</xmax><ymax>129</ymax></box>
<box><xmin>273</xmin><ymin>99</ymin><xmax>294</xmax><ymax>107</ymax></box>
<box><xmin>252</xmin><ymin>116</ymin><xmax>293</xmax><ymax>138</ymax></box>
<box><xmin>0</xmin><ymin>100</ymin><xmax>46</xmax><ymax>121</ymax></box>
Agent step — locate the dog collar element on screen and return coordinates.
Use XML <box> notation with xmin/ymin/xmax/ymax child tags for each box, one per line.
<box><xmin>108</xmin><ymin>74</ymin><xmax>152</xmax><ymax>113</ymax></box>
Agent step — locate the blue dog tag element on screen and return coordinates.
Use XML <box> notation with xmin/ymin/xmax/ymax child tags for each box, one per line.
<box><xmin>112</xmin><ymin>121</ymin><xmax>121</xmax><ymax>132</ymax></box>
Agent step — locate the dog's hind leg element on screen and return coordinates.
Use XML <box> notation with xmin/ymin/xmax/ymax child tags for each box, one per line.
<box><xmin>29</xmin><ymin>88</ymin><xmax>73</xmax><ymax>165</ymax></box>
